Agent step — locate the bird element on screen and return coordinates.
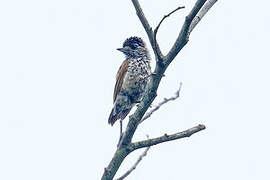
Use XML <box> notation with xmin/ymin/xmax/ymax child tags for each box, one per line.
<box><xmin>108</xmin><ymin>36</ymin><xmax>151</xmax><ymax>127</ymax></box>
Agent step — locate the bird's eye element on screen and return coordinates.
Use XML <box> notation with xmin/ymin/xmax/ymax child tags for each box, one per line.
<box><xmin>131</xmin><ymin>43</ymin><xmax>138</xmax><ymax>49</ymax></box>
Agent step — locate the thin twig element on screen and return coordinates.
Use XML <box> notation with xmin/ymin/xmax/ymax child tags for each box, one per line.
<box><xmin>153</xmin><ymin>6</ymin><xmax>185</xmax><ymax>62</ymax></box>
<box><xmin>154</xmin><ymin>6</ymin><xmax>185</xmax><ymax>39</ymax></box>
<box><xmin>117</xmin><ymin>120</ymin><xmax>123</xmax><ymax>148</ymax></box>
<box><xmin>140</xmin><ymin>83</ymin><xmax>182</xmax><ymax>124</ymax></box>
<box><xmin>116</xmin><ymin>136</ymin><xmax>151</xmax><ymax>180</ymax></box>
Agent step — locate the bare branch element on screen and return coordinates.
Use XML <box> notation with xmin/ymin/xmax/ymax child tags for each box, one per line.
<box><xmin>116</xmin><ymin>135</ymin><xmax>151</xmax><ymax>180</ymax></box>
<box><xmin>166</xmin><ymin>0</ymin><xmax>207</xmax><ymax>63</ymax></box>
<box><xmin>129</xmin><ymin>124</ymin><xmax>206</xmax><ymax>151</ymax></box>
<box><xmin>102</xmin><ymin>0</ymin><xmax>217</xmax><ymax>179</ymax></box>
<box><xmin>153</xmin><ymin>6</ymin><xmax>185</xmax><ymax>62</ymax></box>
<box><xmin>189</xmin><ymin>0</ymin><xmax>218</xmax><ymax>33</ymax></box>
<box><xmin>131</xmin><ymin>0</ymin><xmax>163</xmax><ymax>60</ymax></box>
<box><xmin>140</xmin><ymin>83</ymin><xmax>182</xmax><ymax>124</ymax></box>
<box><xmin>116</xmin><ymin>147</ymin><xmax>150</xmax><ymax>180</ymax></box>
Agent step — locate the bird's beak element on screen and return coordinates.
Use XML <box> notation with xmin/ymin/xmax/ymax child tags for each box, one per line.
<box><xmin>117</xmin><ymin>48</ymin><xmax>124</xmax><ymax>52</ymax></box>
<box><xmin>117</xmin><ymin>47</ymin><xmax>129</xmax><ymax>53</ymax></box>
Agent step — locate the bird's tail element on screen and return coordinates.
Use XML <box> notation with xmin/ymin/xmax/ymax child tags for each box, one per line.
<box><xmin>108</xmin><ymin>107</ymin><xmax>132</xmax><ymax>126</ymax></box>
<box><xmin>108</xmin><ymin>108</ymin><xmax>118</xmax><ymax>126</ymax></box>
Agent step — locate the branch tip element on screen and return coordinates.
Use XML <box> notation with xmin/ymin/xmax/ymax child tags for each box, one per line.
<box><xmin>198</xmin><ymin>124</ymin><xmax>206</xmax><ymax>129</ymax></box>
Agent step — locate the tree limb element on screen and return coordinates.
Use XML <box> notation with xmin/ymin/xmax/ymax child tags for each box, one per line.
<box><xmin>129</xmin><ymin>124</ymin><xmax>206</xmax><ymax>151</ymax></box>
<box><xmin>189</xmin><ymin>0</ymin><xmax>218</xmax><ymax>33</ymax></box>
<box><xmin>116</xmin><ymin>124</ymin><xmax>206</xmax><ymax>179</ymax></box>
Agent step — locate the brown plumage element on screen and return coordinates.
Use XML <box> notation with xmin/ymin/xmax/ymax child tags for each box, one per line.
<box><xmin>113</xmin><ymin>60</ymin><xmax>129</xmax><ymax>103</ymax></box>
<box><xmin>108</xmin><ymin>60</ymin><xmax>130</xmax><ymax>126</ymax></box>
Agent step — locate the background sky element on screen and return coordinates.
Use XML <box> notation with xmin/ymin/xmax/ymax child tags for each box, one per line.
<box><xmin>0</xmin><ymin>0</ymin><xmax>270</xmax><ymax>179</ymax></box>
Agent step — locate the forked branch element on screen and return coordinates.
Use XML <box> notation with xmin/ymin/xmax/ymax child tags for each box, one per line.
<box><xmin>165</xmin><ymin>0</ymin><xmax>208</xmax><ymax>63</ymax></box>
<box><xmin>116</xmin><ymin>135</ymin><xmax>151</xmax><ymax>180</ymax></box>
<box><xmin>153</xmin><ymin>6</ymin><xmax>185</xmax><ymax>63</ymax></box>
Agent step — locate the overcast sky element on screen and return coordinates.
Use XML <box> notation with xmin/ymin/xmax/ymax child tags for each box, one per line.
<box><xmin>1</xmin><ymin>0</ymin><xmax>270</xmax><ymax>179</ymax></box>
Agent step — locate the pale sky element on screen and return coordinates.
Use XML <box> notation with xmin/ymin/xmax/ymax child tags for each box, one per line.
<box><xmin>0</xmin><ymin>0</ymin><xmax>270</xmax><ymax>180</ymax></box>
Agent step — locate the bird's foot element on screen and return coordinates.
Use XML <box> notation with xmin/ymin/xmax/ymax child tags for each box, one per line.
<box><xmin>117</xmin><ymin>120</ymin><xmax>123</xmax><ymax>148</ymax></box>
<box><xmin>135</xmin><ymin>101</ymin><xmax>141</xmax><ymax>107</ymax></box>
<box><xmin>117</xmin><ymin>134</ymin><xmax>123</xmax><ymax>148</ymax></box>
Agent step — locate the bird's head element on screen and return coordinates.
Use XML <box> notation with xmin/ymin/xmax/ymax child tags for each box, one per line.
<box><xmin>117</xmin><ymin>36</ymin><xmax>148</xmax><ymax>58</ymax></box>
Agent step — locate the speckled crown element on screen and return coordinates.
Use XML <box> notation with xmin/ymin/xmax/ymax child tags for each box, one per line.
<box><xmin>123</xmin><ymin>36</ymin><xmax>145</xmax><ymax>49</ymax></box>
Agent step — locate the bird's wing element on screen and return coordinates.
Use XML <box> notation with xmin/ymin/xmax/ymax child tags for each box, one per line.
<box><xmin>113</xmin><ymin>59</ymin><xmax>129</xmax><ymax>103</ymax></box>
